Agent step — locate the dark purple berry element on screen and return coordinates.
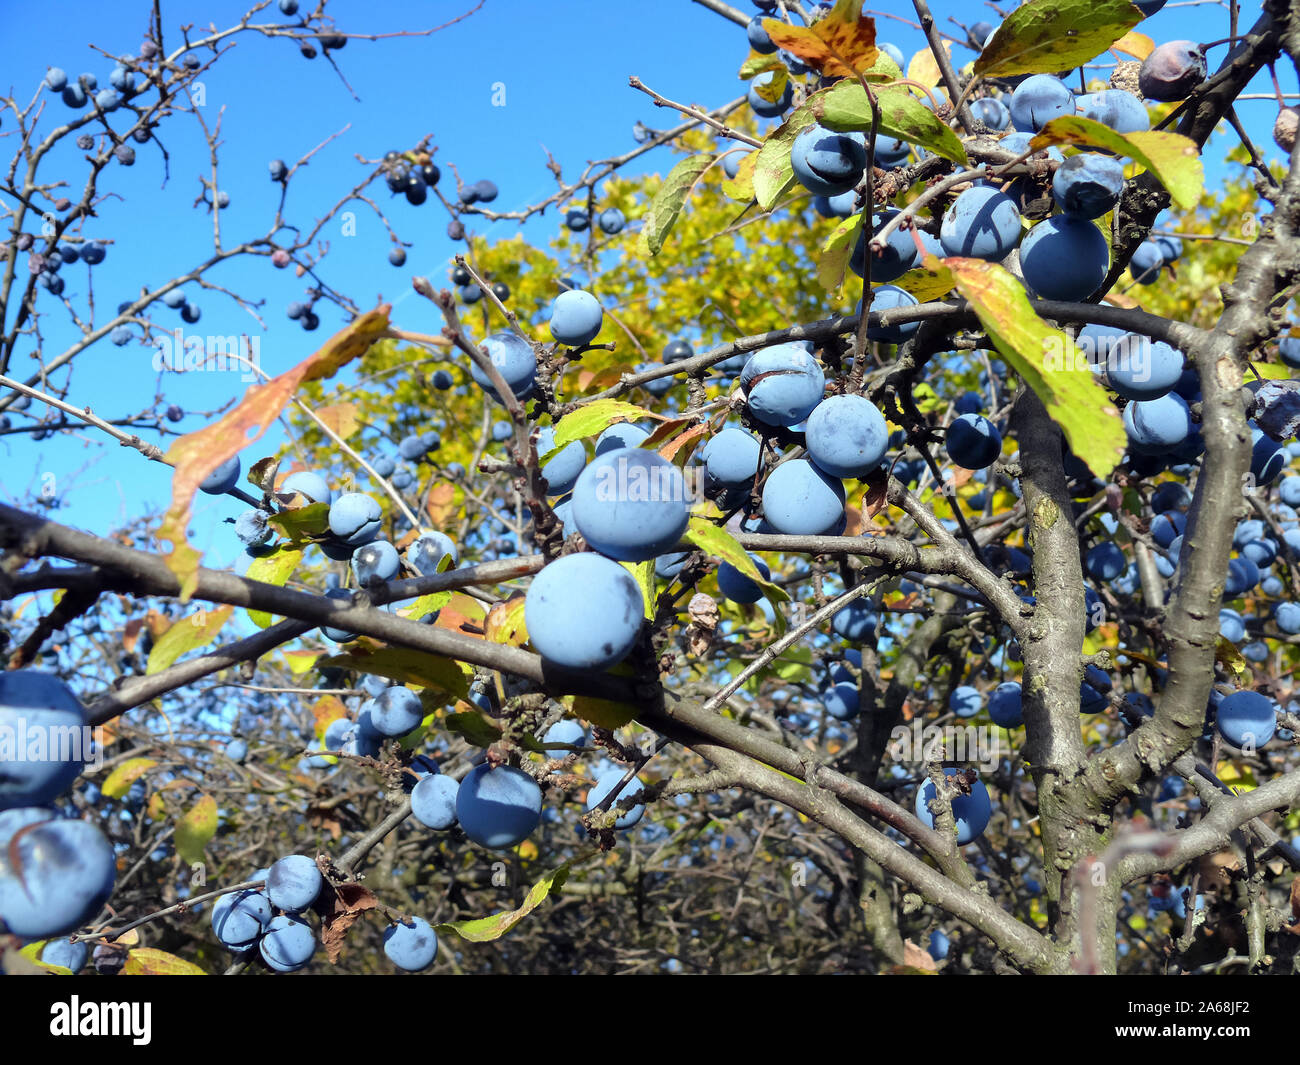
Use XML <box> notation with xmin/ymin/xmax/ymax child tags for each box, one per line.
<box><xmin>1139</xmin><ymin>41</ymin><xmax>1207</xmax><ymax>102</ymax></box>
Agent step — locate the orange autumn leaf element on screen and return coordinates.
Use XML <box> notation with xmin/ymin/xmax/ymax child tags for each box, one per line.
<box><xmin>425</xmin><ymin>482</ymin><xmax>457</xmax><ymax>524</ymax></box>
<box><xmin>658</xmin><ymin>422</ymin><xmax>708</xmax><ymax>462</ymax></box>
<box><xmin>121</xmin><ymin>616</ymin><xmax>145</xmax><ymax>654</ymax></box>
<box><xmin>143</xmin><ymin>608</ymin><xmax>172</xmax><ymax>640</ymax></box>
<box><xmin>314</xmin><ymin>401</ymin><xmax>360</xmax><ymax>440</ymax></box>
<box><xmin>311</xmin><ymin>695</ymin><xmax>348</xmax><ymax>740</ymax></box>
<box><xmin>947</xmin><ymin>467</ymin><xmax>973</xmax><ymax>492</ymax></box>
<box><xmin>903</xmin><ymin>938</ymin><xmax>938</xmax><ymax>971</ymax></box>
<box><xmin>576</xmin><ymin>367</ymin><xmax>624</xmax><ymax>391</ymax></box>
<box><xmin>763</xmin><ymin>0</ymin><xmax>878</xmax><ymax>78</ymax></box>
<box><xmin>157</xmin><ymin>306</ymin><xmax>391</xmax><ymax>600</ymax></box>
<box><xmin>843</xmin><ymin>504</ymin><xmax>864</xmax><ymax>537</ymax></box>
<box><xmin>434</xmin><ymin>591</ymin><xmax>488</xmax><ymax>638</ymax></box>
<box><xmin>484</xmin><ymin>595</ymin><xmax>528</xmax><ymax>647</ymax></box>
<box><xmin>97</xmin><ymin>720</ymin><xmax>119</xmax><ymax>748</ymax></box>
<box><xmin>643</xmin><ymin>417</ymin><xmax>694</xmax><ymax>452</ymax></box>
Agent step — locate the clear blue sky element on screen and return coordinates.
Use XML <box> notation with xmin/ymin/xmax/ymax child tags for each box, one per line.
<box><xmin>0</xmin><ymin>0</ymin><xmax>1288</xmax><ymax>569</ymax></box>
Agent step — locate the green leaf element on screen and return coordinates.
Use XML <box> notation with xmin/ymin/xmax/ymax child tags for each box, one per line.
<box><xmin>939</xmin><ymin>255</ymin><xmax>1126</xmax><ymax>476</ymax></box>
<box><xmin>817</xmin><ymin>212</ymin><xmax>864</xmax><ymax>294</ymax></box>
<box><xmin>754</xmin><ymin>110</ymin><xmax>817</xmax><ymax>211</ymax></box>
<box><xmin>319</xmin><ymin>645</ymin><xmax>470</xmax><ymax>700</ymax></box>
<box><xmin>685</xmin><ymin>517</ymin><xmax>789</xmax><ymax>603</ymax></box>
<box><xmin>892</xmin><ymin>261</ymin><xmax>957</xmax><ymax>302</ymax></box>
<box><xmin>175</xmin><ymin>794</ymin><xmax>218</xmax><ymax>866</ymax></box>
<box><xmin>437</xmin><ymin>853</ymin><xmax>593</xmax><ymax>941</ymax></box>
<box><xmin>101</xmin><ymin>757</ymin><xmax>156</xmax><ymax>799</ymax></box>
<box><xmin>1253</xmin><ymin>361</ymin><xmax>1294</xmax><ymax>381</ymax></box>
<box><xmin>266</xmin><ymin>502</ymin><xmax>330</xmax><ymax>542</ymax></box>
<box><xmin>739</xmin><ymin>53</ymin><xmax>784</xmax><ymax>80</ymax></box>
<box><xmin>623</xmin><ymin>559</ymin><xmax>656</xmax><ymax>620</ymax></box>
<box><xmin>245</xmin><ymin>546</ymin><xmax>303</xmax><ymax>628</ymax></box>
<box><xmin>571</xmin><ymin>692</ymin><xmax>639</xmax><ymax>729</ymax></box>
<box><xmin>763</xmin><ymin>173</ymin><xmax>802</xmax><ymax>215</ymax></box>
<box><xmin>637</xmin><ymin>154</ymin><xmax>715</xmax><ymax>258</ymax></box>
<box><xmin>813</xmin><ymin>83</ymin><xmax>969</xmax><ymax>165</ymax></box>
<box><xmin>146</xmin><ymin>606</ymin><xmax>233</xmax><ymax>674</ymax></box>
<box><xmin>721</xmin><ymin>149</ymin><xmax>758</xmax><ymax>203</ymax></box>
<box><xmin>549</xmin><ymin>399</ymin><xmax>660</xmax><ymax>451</ymax></box>
<box><xmin>402</xmin><ymin>590</ymin><xmax>452</xmax><ymax>621</ymax></box>
<box><xmin>861</xmin><ymin>51</ymin><xmax>904</xmax><ymax>83</ymax></box>
<box><xmin>1215</xmin><ymin>759</ymin><xmax>1257</xmax><ymax>793</ymax></box>
<box><xmin>443</xmin><ymin>710</ymin><xmax>503</xmax><ymax>747</ymax></box>
<box><xmin>761</xmin><ymin>585</ymin><xmax>790</xmax><ymax>635</ymax></box>
<box><xmin>913</xmin><ymin>382</ymin><xmax>945</xmax><ymax>414</ymax></box>
<box><xmin>751</xmin><ymin>65</ymin><xmax>789</xmax><ymax>103</ymax></box>
<box><xmin>1030</xmin><ymin>117</ymin><xmax>1205</xmax><ymax>210</ymax></box>
<box><xmin>773</xmin><ymin>645</ymin><xmax>814</xmax><ymax>683</ymax></box>
<box><xmin>974</xmin><ymin>0</ymin><xmax>1143</xmax><ymax>78</ymax></box>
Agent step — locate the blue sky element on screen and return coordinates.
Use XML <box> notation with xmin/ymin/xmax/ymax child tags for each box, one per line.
<box><xmin>0</xmin><ymin>0</ymin><xmax>1290</xmax><ymax>570</ymax></box>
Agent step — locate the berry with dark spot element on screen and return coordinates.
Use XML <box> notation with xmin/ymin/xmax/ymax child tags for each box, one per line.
<box><xmin>1138</xmin><ymin>41</ymin><xmax>1207</xmax><ymax>102</ymax></box>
